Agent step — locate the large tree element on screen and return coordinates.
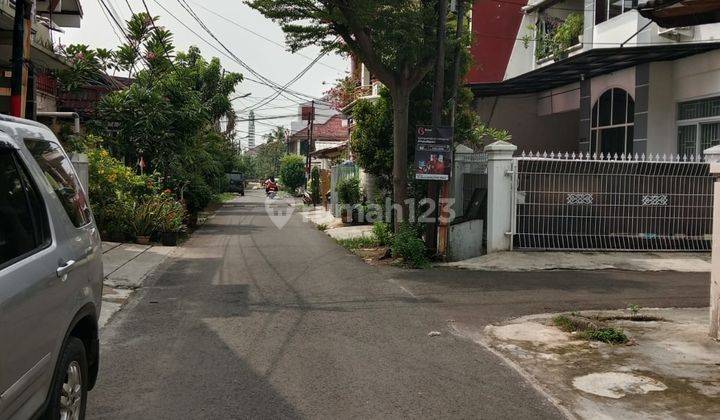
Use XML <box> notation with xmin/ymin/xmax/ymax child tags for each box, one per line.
<box><xmin>247</xmin><ymin>0</ymin><xmax>451</xmax><ymax>227</ymax></box>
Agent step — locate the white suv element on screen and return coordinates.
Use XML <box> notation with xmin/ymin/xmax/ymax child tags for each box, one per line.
<box><xmin>0</xmin><ymin>115</ymin><xmax>103</xmax><ymax>420</ymax></box>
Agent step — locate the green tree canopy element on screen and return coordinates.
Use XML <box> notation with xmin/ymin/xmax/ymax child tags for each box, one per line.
<box><xmin>63</xmin><ymin>13</ymin><xmax>244</xmax><ymax>214</ymax></box>
<box><xmin>247</xmin><ymin>0</ymin><xmax>462</xmax><ymax>228</ymax></box>
<box><xmin>279</xmin><ymin>154</ymin><xmax>306</xmax><ymax>192</ymax></box>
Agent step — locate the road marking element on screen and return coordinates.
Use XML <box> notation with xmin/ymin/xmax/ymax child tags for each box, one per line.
<box><xmin>388</xmin><ymin>278</ymin><xmax>418</xmax><ymax>299</ymax></box>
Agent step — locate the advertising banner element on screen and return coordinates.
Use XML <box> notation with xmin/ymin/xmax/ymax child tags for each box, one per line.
<box><xmin>414</xmin><ymin>126</ymin><xmax>452</xmax><ymax>181</ymax></box>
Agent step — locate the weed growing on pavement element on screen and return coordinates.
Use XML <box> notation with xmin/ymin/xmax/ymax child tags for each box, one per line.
<box><xmin>553</xmin><ymin>315</ymin><xmax>576</xmax><ymax>332</ymax></box>
<box><xmin>628</xmin><ymin>304</ymin><xmax>641</xmax><ymax>316</ymax></box>
<box><xmin>552</xmin><ymin>315</ymin><xmax>629</xmax><ymax>344</ymax></box>
<box><xmin>317</xmin><ymin>223</ymin><xmax>328</xmax><ymax>231</ymax></box>
<box><xmin>392</xmin><ymin>223</ymin><xmax>429</xmax><ymax>269</ymax></box>
<box><xmin>577</xmin><ymin>328</ymin><xmax>628</xmax><ymax>344</ymax></box>
<box><xmin>337</xmin><ymin>236</ymin><xmax>378</xmax><ymax>250</ymax></box>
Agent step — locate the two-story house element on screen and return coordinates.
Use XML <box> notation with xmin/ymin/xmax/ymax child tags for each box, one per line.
<box><xmin>0</xmin><ymin>0</ymin><xmax>84</xmax><ymax>119</ymax></box>
<box><xmin>468</xmin><ymin>0</ymin><xmax>720</xmax><ymax>157</ymax></box>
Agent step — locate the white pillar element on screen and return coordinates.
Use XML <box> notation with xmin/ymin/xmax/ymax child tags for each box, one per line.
<box><xmin>705</xmin><ymin>145</ymin><xmax>720</xmax><ymax>339</ymax></box>
<box><xmin>70</xmin><ymin>152</ymin><xmax>89</xmax><ymax>195</ymax></box>
<box><xmin>484</xmin><ymin>141</ymin><xmax>517</xmax><ymax>253</ymax></box>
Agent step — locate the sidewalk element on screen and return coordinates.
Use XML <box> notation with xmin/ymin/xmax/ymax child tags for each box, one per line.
<box><xmin>453</xmin><ymin>308</ymin><xmax>720</xmax><ymax>419</ymax></box>
<box><xmin>299</xmin><ymin>205</ymin><xmax>374</xmax><ymax>240</ymax></box>
<box><xmin>99</xmin><ymin>242</ymin><xmax>175</xmax><ymax>328</ymax></box>
<box><xmin>443</xmin><ymin>251</ymin><xmax>711</xmax><ymax>272</ymax></box>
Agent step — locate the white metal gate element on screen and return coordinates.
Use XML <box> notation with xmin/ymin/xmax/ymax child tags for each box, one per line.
<box><xmin>512</xmin><ymin>153</ymin><xmax>714</xmax><ymax>251</ymax></box>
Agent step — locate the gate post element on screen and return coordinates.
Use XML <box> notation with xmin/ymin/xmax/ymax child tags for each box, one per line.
<box><xmin>705</xmin><ymin>145</ymin><xmax>720</xmax><ymax>339</ymax></box>
<box><xmin>484</xmin><ymin>141</ymin><xmax>517</xmax><ymax>253</ymax></box>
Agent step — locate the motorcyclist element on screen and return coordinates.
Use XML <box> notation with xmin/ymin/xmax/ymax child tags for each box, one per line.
<box><xmin>265</xmin><ymin>176</ymin><xmax>279</xmax><ymax>196</ymax></box>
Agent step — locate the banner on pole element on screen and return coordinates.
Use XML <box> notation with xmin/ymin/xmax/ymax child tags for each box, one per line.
<box><xmin>414</xmin><ymin>126</ymin><xmax>452</xmax><ymax>181</ymax></box>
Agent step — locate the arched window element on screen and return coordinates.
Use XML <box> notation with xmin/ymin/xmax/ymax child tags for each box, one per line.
<box><xmin>591</xmin><ymin>88</ymin><xmax>635</xmax><ymax>156</ymax></box>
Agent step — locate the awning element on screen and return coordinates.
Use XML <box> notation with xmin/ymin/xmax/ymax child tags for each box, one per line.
<box><xmin>638</xmin><ymin>0</ymin><xmax>720</xmax><ymax>28</ymax></box>
<box><xmin>469</xmin><ymin>42</ymin><xmax>720</xmax><ymax>97</ymax></box>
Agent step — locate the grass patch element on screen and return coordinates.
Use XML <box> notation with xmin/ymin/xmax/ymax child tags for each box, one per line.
<box><xmin>336</xmin><ymin>235</ymin><xmax>378</xmax><ymax>250</ymax></box>
<box><xmin>553</xmin><ymin>315</ymin><xmax>577</xmax><ymax>332</ymax></box>
<box><xmin>552</xmin><ymin>314</ymin><xmax>628</xmax><ymax>344</ymax></box>
<box><xmin>317</xmin><ymin>223</ymin><xmax>328</xmax><ymax>231</ymax></box>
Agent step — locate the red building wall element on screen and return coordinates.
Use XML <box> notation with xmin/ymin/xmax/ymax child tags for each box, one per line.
<box><xmin>467</xmin><ymin>0</ymin><xmax>527</xmax><ymax>84</ymax></box>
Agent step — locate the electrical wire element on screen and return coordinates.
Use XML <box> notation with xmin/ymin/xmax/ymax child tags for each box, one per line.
<box><xmin>189</xmin><ymin>0</ymin><xmax>347</xmax><ymax>73</ymax></box>
<box><xmin>174</xmin><ymin>0</ymin><xmax>321</xmax><ymax>104</ymax></box>
<box><xmin>151</xmin><ymin>0</ymin><xmax>322</xmax><ymax>105</ymax></box>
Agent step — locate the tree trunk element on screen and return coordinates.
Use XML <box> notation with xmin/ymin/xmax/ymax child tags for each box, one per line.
<box><xmin>391</xmin><ymin>85</ymin><xmax>411</xmax><ymax>232</ymax></box>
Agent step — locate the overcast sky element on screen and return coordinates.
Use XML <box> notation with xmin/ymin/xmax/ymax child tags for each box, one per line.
<box><xmin>59</xmin><ymin>0</ymin><xmax>348</xmax><ymax>148</ymax></box>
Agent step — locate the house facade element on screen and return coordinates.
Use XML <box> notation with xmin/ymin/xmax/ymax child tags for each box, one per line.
<box><xmin>287</xmin><ymin>113</ymin><xmax>350</xmax><ymax>169</ymax></box>
<box><xmin>0</xmin><ymin>0</ymin><xmax>83</xmax><ymax>119</ymax></box>
<box><xmin>468</xmin><ymin>0</ymin><xmax>720</xmax><ymax>157</ymax></box>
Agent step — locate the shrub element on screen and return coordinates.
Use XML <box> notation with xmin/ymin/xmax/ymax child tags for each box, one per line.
<box><xmin>337</xmin><ymin>177</ymin><xmax>361</xmax><ymax>205</ymax></box>
<box><xmin>372</xmin><ymin>221</ymin><xmax>393</xmax><ymax>246</ymax></box>
<box><xmin>392</xmin><ymin>222</ymin><xmax>429</xmax><ymax>268</ymax></box>
<box><xmin>88</xmin><ymin>148</ymin><xmax>158</xmax><ymax>240</ymax></box>
<box><xmin>310</xmin><ymin>166</ymin><xmax>321</xmax><ymax>204</ymax></box>
<box><xmin>279</xmin><ymin>154</ymin><xmax>306</xmax><ymax>193</ymax></box>
<box><xmin>184</xmin><ymin>177</ymin><xmax>213</xmax><ymax>215</ymax></box>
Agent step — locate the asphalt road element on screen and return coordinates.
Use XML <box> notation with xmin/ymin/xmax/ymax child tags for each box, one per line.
<box><xmin>88</xmin><ymin>191</ymin><xmax>709</xmax><ymax>419</ymax></box>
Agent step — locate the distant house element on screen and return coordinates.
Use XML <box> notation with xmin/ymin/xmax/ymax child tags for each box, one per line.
<box><xmin>287</xmin><ymin>114</ymin><xmax>350</xmax><ymax>169</ymax></box>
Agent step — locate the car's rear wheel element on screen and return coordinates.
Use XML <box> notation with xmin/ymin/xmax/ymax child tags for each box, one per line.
<box><xmin>44</xmin><ymin>337</ymin><xmax>88</xmax><ymax>420</ymax></box>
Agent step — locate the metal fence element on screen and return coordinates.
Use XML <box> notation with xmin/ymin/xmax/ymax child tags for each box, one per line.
<box><xmin>512</xmin><ymin>152</ymin><xmax>714</xmax><ymax>251</ymax></box>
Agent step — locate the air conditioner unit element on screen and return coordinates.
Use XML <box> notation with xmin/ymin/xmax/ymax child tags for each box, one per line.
<box><xmin>658</xmin><ymin>26</ymin><xmax>695</xmax><ymax>40</ymax></box>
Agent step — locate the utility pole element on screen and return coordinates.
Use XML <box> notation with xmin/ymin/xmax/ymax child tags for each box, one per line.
<box><xmin>437</xmin><ymin>0</ymin><xmax>467</xmax><ymax>256</ymax></box>
<box><xmin>449</xmin><ymin>0</ymin><xmax>467</xmax><ymax>127</ymax></box>
<box><xmin>248</xmin><ymin>110</ymin><xmax>256</xmax><ymax>148</ymax></box>
<box><xmin>11</xmin><ymin>0</ymin><xmax>32</xmax><ymax>118</ymax></box>
<box><xmin>426</xmin><ymin>0</ymin><xmax>448</xmax><ymax>253</ymax></box>
<box><xmin>305</xmin><ymin>100</ymin><xmax>315</xmax><ymax>178</ymax></box>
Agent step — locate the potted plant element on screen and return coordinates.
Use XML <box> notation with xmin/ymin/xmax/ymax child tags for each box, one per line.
<box><xmin>159</xmin><ymin>197</ymin><xmax>186</xmax><ymax>246</ymax></box>
<box><xmin>131</xmin><ymin>199</ymin><xmax>160</xmax><ymax>245</ymax></box>
<box><xmin>337</xmin><ymin>177</ymin><xmax>361</xmax><ymax>223</ymax></box>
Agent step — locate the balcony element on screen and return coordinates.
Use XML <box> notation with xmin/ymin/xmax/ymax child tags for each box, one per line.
<box><xmin>532</xmin><ymin>13</ymin><xmax>584</xmax><ymax>63</ymax></box>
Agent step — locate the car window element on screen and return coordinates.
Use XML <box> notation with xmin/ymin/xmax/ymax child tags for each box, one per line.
<box><xmin>24</xmin><ymin>139</ymin><xmax>91</xmax><ymax>228</ymax></box>
<box><xmin>0</xmin><ymin>149</ymin><xmax>51</xmax><ymax>267</ymax></box>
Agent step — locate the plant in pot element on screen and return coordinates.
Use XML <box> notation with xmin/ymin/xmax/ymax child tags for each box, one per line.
<box><xmin>131</xmin><ymin>198</ymin><xmax>160</xmax><ymax>245</ymax></box>
<box><xmin>551</xmin><ymin>13</ymin><xmax>583</xmax><ymax>59</ymax></box>
<box><xmin>337</xmin><ymin>177</ymin><xmax>361</xmax><ymax>223</ymax></box>
<box><xmin>159</xmin><ymin>196</ymin><xmax>186</xmax><ymax>246</ymax></box>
